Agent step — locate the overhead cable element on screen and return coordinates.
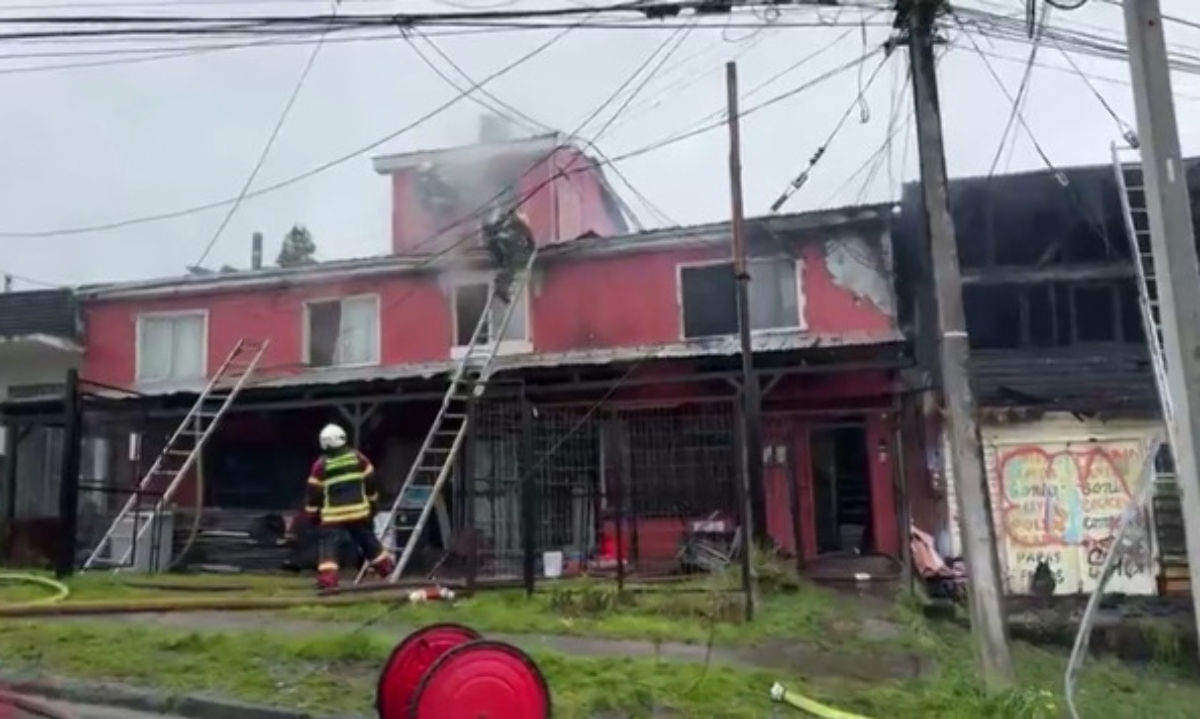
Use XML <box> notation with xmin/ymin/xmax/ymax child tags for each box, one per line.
<box><xmin>191</xmin><ymin>1</ymin><xmax>337</xmax><ymax>268</ymax></box>
<box><xmin>0</xmin><ymin>20</ymin><xmax>581</xmax><ymax>239</ymax></box>
<box><xmin>769</xmin><ymin>47</ymin><xmax>892</xmax><ymax>213</ymax></box>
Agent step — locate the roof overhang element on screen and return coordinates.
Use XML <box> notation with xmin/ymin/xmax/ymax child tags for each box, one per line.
<box><xmin>95</xmin><ymin>329</ymin><xmax>904</xmax><ymax>400</ymax></box>
<box><xmin>0</xmin><ymin>333</ymin><xmax>82</xmax><ymax>355</ymax></box>
<box><xmin>372</xmin><ymin>133</ymin><xmax>561</xmax><ymax>174</ymax></box>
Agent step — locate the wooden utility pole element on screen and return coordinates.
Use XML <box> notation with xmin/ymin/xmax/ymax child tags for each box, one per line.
<box><xmin>726</xmin><ymin>61</ymin><xmax>759</xmax><ymax>621</ymax></box>
<box><xmin>903</xmin><ymin>0</ymin><xmax>1014</xmax><ymax>687</ymax></box>
<box><xmin>1122</xmin><ymin>0</ymin><xmax>1200</xmax><ymax>654</ymax></box>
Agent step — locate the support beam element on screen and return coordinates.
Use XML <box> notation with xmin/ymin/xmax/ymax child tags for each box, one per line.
<box><xmin>905</xmin><ymin>0</ymin><xmax>1013</xmax><ymax>687</ymax></box>
<box><xmin>961</xmin><ymin>262</ymin><xmax>1133</xmax><ymax>285</ymax></box>
<box><xmin>55</xmin><ymin>369</ymin><xmax>82</xmax><ymax>579</ymax></box>
<box><xmin>1122</xmin><ymin>0</ymin><xmax>1200</xmax><ymax>657</ymax></box>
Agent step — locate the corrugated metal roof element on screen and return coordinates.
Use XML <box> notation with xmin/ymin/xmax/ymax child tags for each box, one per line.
<box><xmin>0</xmin><ymin>289</ymin><xmax>78</xmax><ymax>340</ymax></box>
<box><xmin>80</xmin><ymin>205</ymin><xmax>895</xmax><ymax>300</ymax></box>
<box><xmin>97</xmin><ymin>329</ymin><xmax>904</xmax><ymax>399</ymax></box>
<box><xmin>972</xmin><ymin>347</ymin><xmax>1157</xmax><ymax>412</ymax></box>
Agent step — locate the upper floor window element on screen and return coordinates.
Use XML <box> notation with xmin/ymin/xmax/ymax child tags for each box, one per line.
<box><xmin>680</xmin><ymin>258</ymin><xmax>800</xmax><ymax>339</ymax></box>
<box><xmin>137</xmin><ymin>311</ymin><xmax>206</xmax><ymax>383</ymax></box>
<box><xmin>452</xmin><ymin>281</ymin><xmax>529</xmax><ymax>356</ymax></box>
<box><xmin>963</xmin><ymin>278</ymin><xmax>1143</xmax><ymax>349</ymax></box>
<box><xmin>305</xmin><ymin>295</ymin><xmax>380</xmax><ymax>367</ymax></box>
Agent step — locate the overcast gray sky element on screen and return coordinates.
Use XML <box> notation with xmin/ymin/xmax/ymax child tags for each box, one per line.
<box><xmin>2</xmin><ymin>0</ymin><xmax>1199</xmax><ymax>288</ymax></box>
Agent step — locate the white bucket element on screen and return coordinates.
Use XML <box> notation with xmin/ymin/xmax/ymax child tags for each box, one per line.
<box><xmin>543</xmin><ymin>550</ymin><xmax>564</xmax><ymax>578</ymax></box>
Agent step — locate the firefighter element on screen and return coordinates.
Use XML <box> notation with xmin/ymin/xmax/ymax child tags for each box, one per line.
<box><xmin>481</xmin><ymin>208</ymin><xmax>534</xmax><ymax>304</ymax></box>
<box><xmin>305</xmin><ymin>424</ymin><xmax>395</xmax><ymax>590</ymax></box>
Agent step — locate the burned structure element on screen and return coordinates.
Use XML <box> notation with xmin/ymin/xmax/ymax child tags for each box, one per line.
<box><xmin>895</xmin><ymin>159</ymin><xmax>1200</xmax><ymax>596</ymax></box>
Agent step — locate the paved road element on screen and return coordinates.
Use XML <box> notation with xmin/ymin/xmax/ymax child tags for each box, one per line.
<box><xmin>6</xmin><ymin>695</ymin><xmax>183</xmax><ymax>718</ymax></box>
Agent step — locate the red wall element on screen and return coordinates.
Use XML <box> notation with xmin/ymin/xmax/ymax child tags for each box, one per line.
<box><xmin>388</xmin><ymin>147</ymin><xmax>622</xmax><ymax>255</ymax></box>
<box><xmin>82</xmin><ymin>233</ymin><xmax>897</xmax><ymax>391</ymax></box>
<box><xmin>84</xmin><ymin>274</ymin><xmax>448</xmax><ymax>388</ymax></box>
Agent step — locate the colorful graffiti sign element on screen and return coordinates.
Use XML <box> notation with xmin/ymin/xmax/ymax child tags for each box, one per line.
<box><xmin>992</xmin><ymin>440</ymin><xmax>1154</xmax><ymax>595</ymax></box>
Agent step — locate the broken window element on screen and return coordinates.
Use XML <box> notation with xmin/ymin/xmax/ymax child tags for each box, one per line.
<box><xmin>1071</xmin><ymin>283</ymin><xmax>1121</xmax><ymax>343</ymax></box>
<box><xmin>963</xmin><ymin>284</ymin><xmax>1022</xmax><ymax>349</ymax></box>
<box><xmin>305</xmin><ymin>295</ymin><xmax>379</xmax><ymax>367</ymax></box>
<box><xmin>680</xmin><ymin>258</ymin><xmax>798</xmax><ymax>339</ymax></box>
<box><xmin>453</xmin><ymin>282</ymin><xmax>528</xmax><ymax>348</ymax></box>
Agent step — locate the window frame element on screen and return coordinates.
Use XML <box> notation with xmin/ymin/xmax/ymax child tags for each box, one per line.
<box><xmin>301</xmin><ymin>293</ymin><xmax>382</xmax><ymax>369</ymax></box>
<box><xmin>675</xmin><ymin>256</ymin><xmax>804</xmax><ymax>340</ymax></box>
<box><xmin>134</xmin><ymin>309</ymin><xmax>209</xmax><ymax>384</ymax></box>
<box><xmin>449</xmin><ymin>272</ymin><xmax>533</xmax><ymax>359</ymax></box>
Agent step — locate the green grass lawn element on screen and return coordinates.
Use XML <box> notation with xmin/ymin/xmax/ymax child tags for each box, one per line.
<box><xmin>1</xmin><ymin>567</ymin><xmax>1199</xmax><ymax>717</ymax></box>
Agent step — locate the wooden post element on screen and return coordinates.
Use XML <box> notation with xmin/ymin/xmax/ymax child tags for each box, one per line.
<box><xmin>905</xmin><ymin>0</ymin><xmax>1013</xmax><ymax>687</ymax></box>
<box><xmin>727</xmin><ymin>61</ymin><xmax>759</xmax><ymax>621</ymax></box>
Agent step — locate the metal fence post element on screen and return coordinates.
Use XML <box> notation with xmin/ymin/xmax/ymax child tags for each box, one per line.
<box><xmin>520</xmin><ymin>397</ymin><xmax>536</xmax><ymax>596</ymax></box>
<box><xmin>56</xmin><ymin>369</ymin><xmax>82</xmax><ymax>579</ymax></box>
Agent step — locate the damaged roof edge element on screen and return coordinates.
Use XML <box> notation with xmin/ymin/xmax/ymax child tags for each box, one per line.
<box><xmin>78</xmin><ymin>204</ymin><xmax>897</xmax><ymax>301</ymax></box>
<box><xmin>372</xmin><ymin>132</ymin><xmax>562</xmax><ymax>173</ymax></box>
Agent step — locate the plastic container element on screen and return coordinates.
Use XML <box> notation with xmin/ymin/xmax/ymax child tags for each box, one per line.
<box><xmin>542</xmin><ymin>551</ymin><xmax>563</xmax><ymax>578</ymax></box>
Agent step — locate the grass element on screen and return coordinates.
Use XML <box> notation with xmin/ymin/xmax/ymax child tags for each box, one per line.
<box><xmin>3</xmin><ymin>568</ymin><xmax>1200</xmax><ymax>716</ymax></box>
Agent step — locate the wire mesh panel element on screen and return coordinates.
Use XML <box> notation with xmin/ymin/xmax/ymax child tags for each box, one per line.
<box><xmin>465</xmin><ymin>395</ymin><xmax>739</xmax><ymax>583</ymax></box>
<box><xmin>530</xmin><ymin>406</ymin><xmax>599</xmax><ymax>576</ymax></box>
<box><xmin>466</xmin><ymin>399</ymin><xmax>525</xmax><ymax>581</ymax></box>
<box><xmin>618</xmin><ymin>402</ymin><xmax>739</xmax><ymax>576</ymax></box>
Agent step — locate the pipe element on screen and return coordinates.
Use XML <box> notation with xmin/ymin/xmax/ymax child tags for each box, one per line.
<box><xmin>769</xmin><ymin>682</ymin><xmax>871</xmax><ymax>719</ymax></box>
<box><xmin>0</xmin><ymin>573</ymin><xmax>71</xmax><ymax>609</ymax></box>
<box><xmin>0</xmin><ymin>584</ymin><xmax>455</xmax><ymax>619</ymax></box>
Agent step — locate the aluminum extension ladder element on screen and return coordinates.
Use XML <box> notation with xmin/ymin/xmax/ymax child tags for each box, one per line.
<box><xmin>82</xmin><ymin>338</ymin><xmax>269</xmax><ymax>571</ymax></box>
<box><xmin>359</xmin><ymin>247</ymin><xmax>539</xmax><ymax>584</ymax></box>
<box><xmin>1113</xmin><ymin>144</ymin><xmax>1177</xmax><ymax>436</ymax></box>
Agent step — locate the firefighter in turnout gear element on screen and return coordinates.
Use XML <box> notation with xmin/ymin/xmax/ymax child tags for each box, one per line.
<box><xmin>481</xmin><ymin>208</ymin><xmax>534</xmax><ymax>304</ymax></box>
<box><xmin>305</xmin><ymin>424</ymin><xmax>395</xmax><ymax>590</ymax></box>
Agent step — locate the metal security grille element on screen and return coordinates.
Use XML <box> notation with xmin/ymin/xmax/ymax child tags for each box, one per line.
<box><xmin>464</xmin><ymin>396</ymin><xmax>737</xmax><ymax>584</ymax></box>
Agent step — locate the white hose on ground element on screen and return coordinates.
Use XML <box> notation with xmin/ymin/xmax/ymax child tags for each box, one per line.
<box><xmin>1064</xmin><ymin>436</ymin><xmax>1162</xmax><ymax>719</ymax></box>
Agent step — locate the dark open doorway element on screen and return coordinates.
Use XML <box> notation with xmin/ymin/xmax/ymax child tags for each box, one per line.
<box><xmin>809</xmin><ymin>424</ymin><xmax>871</xmax><ymax>555</ymax></box>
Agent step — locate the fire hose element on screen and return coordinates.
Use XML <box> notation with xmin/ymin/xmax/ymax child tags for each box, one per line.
<box><xmin>770</xmin><ymin>682</ymin><xmax>872</xmax><ymax>719</ymax></box>
<box><xmin>0</xmin><ymin>573</ymin><xmax>70</xmax><ymax>610</ymax></box>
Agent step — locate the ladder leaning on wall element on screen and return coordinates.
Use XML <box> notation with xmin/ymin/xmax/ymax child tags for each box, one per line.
<box><xmin>1111</xmin><ymin>142</ymin><xmax>1187</xmax><ymax>578</ymax></box>
<box><xmin>82</xmin><ymin>339</ymin><xmax>269</xmax><ymax>572</ymax></box>
<box><xmin>357</xmin><ymin>247</ymin><xmax>539</xmax><ymax>585</ymax></box>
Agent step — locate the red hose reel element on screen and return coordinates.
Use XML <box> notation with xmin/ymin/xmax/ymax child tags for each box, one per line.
<box><xmin>376</xmin><ymin>624</ymin><xmax>551</xmax><ymax>718</ymax></box>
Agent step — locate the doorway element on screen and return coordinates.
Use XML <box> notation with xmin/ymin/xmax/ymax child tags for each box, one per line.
<box><xmin>809</xmin><ymin>425</ymin><xmax>871</xmax><ymax>555</ymax></box>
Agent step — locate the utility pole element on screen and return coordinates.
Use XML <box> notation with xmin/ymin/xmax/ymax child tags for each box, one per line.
<box><xmin>1122</xmin><ymin>0</ymin><xmax>1200</xmax><ymax>654</ymax></box>
<box><xmin>726</xmin><ymin>61</ymin><xmax>759</xmax><ymax>621</ymax></box>
<box><xmin>902</xmin><ymin>0</ymin><xmax>1013</xmax><ymax>687</ymax></box>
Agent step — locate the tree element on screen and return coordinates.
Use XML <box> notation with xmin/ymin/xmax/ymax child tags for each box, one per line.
<box><xmin>277</xmin><ymin>224</ymin><xmax>317</xmax><ymax>267</ymax></box>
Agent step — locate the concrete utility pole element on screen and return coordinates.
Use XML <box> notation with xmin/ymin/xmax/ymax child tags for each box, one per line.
<box><xmin>902</xmin><ymin>0</ymin><xmax>1014</xmax><ymax>687</ymax></box>
<box><xmin>726</xmin><ymin>61</ymin><xmax>759</xmax><ymax>621</ymax></box>
<box><xmin>1122</xmin><ymin>0</ymin><xmax>1200</xmax><ymax>653</ymax></box>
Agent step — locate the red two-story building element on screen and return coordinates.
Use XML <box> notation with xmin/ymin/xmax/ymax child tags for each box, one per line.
<box><xmin>69</xmin><ymin>134</ymin><xmax>908</xmax><ymax>578</ymax></box>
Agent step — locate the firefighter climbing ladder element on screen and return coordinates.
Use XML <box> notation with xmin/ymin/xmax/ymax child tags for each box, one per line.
<box><xmin>360</xmin><ymin>248</ymin><xmax>539</xmax><ymax>585</ymax></box>
<box><xmin>82</xmin><ymin>339</ymin><xmax>269</xmax><ymax>571</ymax></box>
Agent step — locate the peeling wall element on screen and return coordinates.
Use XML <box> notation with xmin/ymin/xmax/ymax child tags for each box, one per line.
<box><xmin>823</xmin><ymin>233</ymin><xmax>896</xmax><ymax>317</ymax></box>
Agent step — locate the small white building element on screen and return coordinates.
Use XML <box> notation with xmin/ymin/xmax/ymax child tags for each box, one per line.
<box><xmin>0</xmin><ymin>289</ymin><xmax>82</xmax><ymax>562</ymax></box>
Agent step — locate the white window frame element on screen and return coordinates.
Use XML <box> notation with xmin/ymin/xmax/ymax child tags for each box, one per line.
<box><xmin>675</xmin><ymin>256</ymin><xmax>804</xmax><ymax>340</ymax></box>
<box><xmin>135</xmin><ymin>310</ymin><xmax>209</xmax><ymax>384</ymax></box>
<box><xmin>449</xmin><ymin>272</ymin><xmax>533</xmax><ymax>359</ymax></box>
<box><xmin>301</xmin><ymin>293</ymin><xmax>382</xmax><ymax>368</ymax></box>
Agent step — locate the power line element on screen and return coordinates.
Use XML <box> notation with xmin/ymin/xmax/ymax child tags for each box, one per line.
<box><xmin>192</xmin><ymin>2</ymin><xmax>335</xmax><ymax>268</ymax></box>
<box><xmin>987</xmin><ymin>1</ymin><xmax>1046</xmax><ymax>178</ymax></box>
<box><xmin>0</xmin><ymin>22</ymin><xmax>581</xmax><ymax>239</ymax></box>
<box><xmin>769</xmin><ymin>47</ymin><xmax>892</xmax><ymax>212</ymax></box>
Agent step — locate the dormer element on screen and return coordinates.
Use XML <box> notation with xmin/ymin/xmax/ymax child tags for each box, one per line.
<box><xmin>372</xmin><ymin>123</ymin><xmax>631</xmax><ymax>257</ymax></box>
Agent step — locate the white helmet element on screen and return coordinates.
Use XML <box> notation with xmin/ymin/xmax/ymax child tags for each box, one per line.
<box><xmin>319</xmin><ymin>424</ymin><xmax>347</xmax><ymax>451</ymax></box>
